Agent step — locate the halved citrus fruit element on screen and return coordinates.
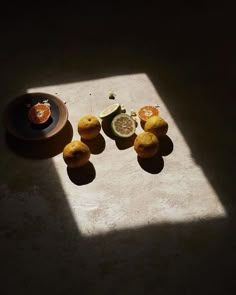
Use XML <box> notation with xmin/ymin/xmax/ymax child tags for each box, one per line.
<box><xmin>137</xmin><ymin>105</ymin><xmax>159</xmax><ymax>122</ymax></box>
<box><xmin>111</xmin><ymin>113</ymin><xmax>136</xmax><ymax>138</ymax></box>
<box><xmin>28</xmin><ymin>103</ymin><xmax>51</xmax><ymax>124</ymax></box>
<box><xmin>99</xmin><ymin>103</ymin><xmax>121</xmax><ymax>120</ymax></box>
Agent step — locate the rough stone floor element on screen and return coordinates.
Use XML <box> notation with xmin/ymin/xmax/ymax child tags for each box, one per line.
<box><xmin>0</xmin><ymin>6</ymin><xmax>235</xmax><ymax>295</ymax></box>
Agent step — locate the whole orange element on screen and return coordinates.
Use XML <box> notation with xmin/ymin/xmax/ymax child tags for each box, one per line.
<box><xmin>144</xmin><ymin>115</ymin><xmax>168</xmax><ymax>137</ymax></box>
<box><xmin>134</xmin><ymin>131</ymin><xmax>159</xmax><ymax>158</ymax></box>
<box><xmin>78</xmin><ymin>115</ymin><xmax>101</xmax><ymax>140</ymax></box>
<box><xmin>63</xmin><ymin>140</ymin><xmax>90</xmax><ymax>168</ymax></box>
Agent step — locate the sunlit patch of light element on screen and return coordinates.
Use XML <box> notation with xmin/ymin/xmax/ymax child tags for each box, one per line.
<box><xmin>28</xmin><ymin>74</ymin><xmax>227</xmax><ymax>236</ymax></box>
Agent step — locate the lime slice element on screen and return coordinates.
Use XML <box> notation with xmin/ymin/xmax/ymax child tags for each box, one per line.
<box><xmin>99</xmin><ymin>103</ymin><xmax>121</xmax><ymax>119</ymax></box>
<box><xmin>111</xmin><ymin>113</ymin><xmax>136</xmax><ymax>138</ymax></box>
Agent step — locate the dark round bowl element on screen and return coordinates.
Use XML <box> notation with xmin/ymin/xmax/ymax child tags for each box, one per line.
<box><xmin>3</xmin><ymin>92</ymin><xmax>68</xmax><ymax>141</ymax></box>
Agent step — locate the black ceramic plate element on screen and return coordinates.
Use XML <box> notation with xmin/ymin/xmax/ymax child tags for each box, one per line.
<box><xmin>3</xmin><ymin>92</ymin><xmax>68</xmax><ymax>140</ymax></box>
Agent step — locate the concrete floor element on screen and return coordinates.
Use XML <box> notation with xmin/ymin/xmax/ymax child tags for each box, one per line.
<box><xmin>0</xmin><ymin>5</ymin><xmax>236</xmax><ymax>295</ymax></box>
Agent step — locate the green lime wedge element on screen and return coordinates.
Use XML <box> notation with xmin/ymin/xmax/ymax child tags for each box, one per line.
<box><xmin>99</xmin><ymin>103</ymin><xmax>121</xmax><ymax>120</ymax></box>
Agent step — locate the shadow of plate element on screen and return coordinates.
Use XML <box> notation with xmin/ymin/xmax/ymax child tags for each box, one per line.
<box><xmin>5</xmin><ymin>120</ymin><xmax>73</xmax><ymax>159</ymax></box>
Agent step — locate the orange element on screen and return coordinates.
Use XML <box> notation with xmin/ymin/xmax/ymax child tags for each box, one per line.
<box><xmin>63</xmin><ymin>140</ymin><xmax>90</xmax><ymax>168</ymax></box>
<box><xmin>137</xmin><ymin>105</ymin><xmax>159</xmax><ymax>122</ymax></box>
<box><xmin>134</xmin><ymin>131</ymin><xmax>159</xmax><ymax>158</ymax></box>
<box><xmin>144</xmin><ymin>115</ymin><xmax>168</xmax><ymax>137</ymax></box>
<box><xmin>78</xmin><ymin>115</ymin><xmax>101</xmax><ymax>140</ymax></box>
<box><xmin>28</xmin><ymin>103</ymin><xmax>51</xmax><ymax>124</ymax></box>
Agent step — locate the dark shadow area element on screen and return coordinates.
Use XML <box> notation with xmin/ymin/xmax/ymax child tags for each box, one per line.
<box><xmin>80</xmin><ymin>218</ymin><xmax>236</xmax><ymax>295</ymax></box>
<box><xmin>115</xmin><ymin>133</ymin><xmax>137</xmax><ymax>150</ymax></box>
<box><xmin>0</xmin><ymin>145</ymin><xmax>88</xmax><ymax>294</ymax></box>
<box><xmin>0</xmin><ymin>4</ymin><xmax>236</xmax><ymax>295</ymax></box>
<box><xmin>138</xmin><ymin>153</ymin><xmax>164</xmax><ymax>174</ymax></box>
<box><xmin>81</xmin><ymin>134</ymin><xmax>106</xmax><ymax>155</ymax></box>
<box><xmin>147</xmin><ymin>25</ymin><xmax>236</xmax><ymax>215</ymax></box>
<box><xmin>67</xmin><ymin>162</ymin><xmax>96</xmax><ymax>185</ymax></box>
<box><xmin>5</xmin><ymin>121</ymin><xmax>73</xmax><ymax>159</ymax></box>
<box><xmin>1</xmin><ymin>210</ymin><xmax>236</xmax><ymax>294</ymax></box>
<box><xmin>159</xmin><ymin>135</ymin><xmax>174</xmax><ymax>156</ymax></box>
<box><xmin>140</xmin><ymin>120</ymin><xmax>146</xmax><ymax>130</ymax></box>
<box><xmin>101</xmin><ymin>119</ymin><xmax>116</xmax><ymax>140</ymax></box>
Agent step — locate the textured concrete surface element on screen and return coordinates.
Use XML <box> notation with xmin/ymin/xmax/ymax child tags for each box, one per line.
<box><xmin>0</xmin><ymin>6</ymin><xmax>236</xmax><ymax>295</ymax></box>
<box><xmin>27</xmin><ymin>74</ymin><xmax>226</xmax><ymax>234</ymax></box>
